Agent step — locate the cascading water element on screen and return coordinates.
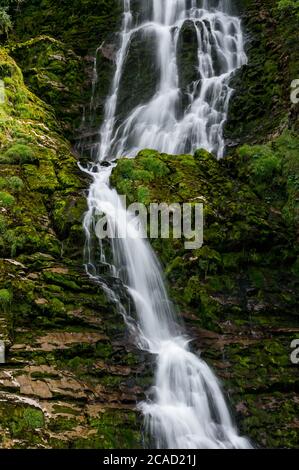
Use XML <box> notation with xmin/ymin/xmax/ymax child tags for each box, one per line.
<box><xmin>98</xmin><ymin>0</ymin><xmax>247</xmax><ymax>160</ymax></box>
<box><xmin>82</xmin><ymin>0</ymin><xmax>251</xmax><ymax>449</ymax></box>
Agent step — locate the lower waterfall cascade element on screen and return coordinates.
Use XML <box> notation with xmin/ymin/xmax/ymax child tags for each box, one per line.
<box><xmin>81</xmin><ymin>0</ymin><xmax>252</xmax><ymax>449</ymax></box>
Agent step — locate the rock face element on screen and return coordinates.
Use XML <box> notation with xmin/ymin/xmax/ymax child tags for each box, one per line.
<box><xmin>9</xmin><ymin>0</ymin><xmax>122</xmax><ymax>139</ymax></box>
<box><xmin>111</xmin><ymin>147</ymin><xmax>299</xmax><ymax>448</ymax></box>
<box><xmin>0</xmin><ymin>48</ymin><xmax>147</xmax><ymax>448</ymax></box>
<box><xmin>226</xmin><ymin>0</ymin><xmax>299</xmax><ymax>144</ymax></box>
<box><xmin>0</xmin><ymin>0</ymin><xmax>298</xmax><ymax>449</ymax></box>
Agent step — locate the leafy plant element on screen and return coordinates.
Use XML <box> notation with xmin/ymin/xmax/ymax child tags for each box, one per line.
<box><xmin>0</xmin><ymin>7</ymin><xmax>12</xmax><ymax>37</ymax></box>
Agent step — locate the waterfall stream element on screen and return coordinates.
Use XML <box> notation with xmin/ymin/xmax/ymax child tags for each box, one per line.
<box><xmin>98</xmin><ymin>0</ymin><xmax>247</xmax><ymax>160</ymax></box>
<box><xmin>81</xmin><ymin>0</ymin><xmax>251</xmax><ymax>449</ymax></box>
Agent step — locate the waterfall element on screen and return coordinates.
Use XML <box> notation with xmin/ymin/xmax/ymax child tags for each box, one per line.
<box><xmin>82</xmin><ymin>0</ymin><xmax>251</xmax><ymax>449</ymax></box>
<box><xmin>98</xmin><ymin>0</ymin><xmax>247</xmax><ymax>160</ymax></box>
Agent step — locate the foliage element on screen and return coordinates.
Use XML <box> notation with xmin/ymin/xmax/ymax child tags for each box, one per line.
<box><xmin>0</xmin><ymin>7</ymin><xmax>12</xmax><ymax>36</ymax></box>
<box><xmin>237</xmin><ymin>132</ymin><xmax>299</xmax><ymax>227</ymax></box>
<box><xmin>0</xmin><ymin>214</ymin><xmax>6</xmax><ymax>233</ymax></box>
<box><xmin>238</xmin><ymin>144</ymin><xmax>282</xmax><ymax>183</ymax></box>
<box><xmin>277</xmin><ymin>0</ymin><xmax>299</xmax><ymax>17</ymax></box>
<box><xmin>7</xmin><ymin>175</ymin><xmax>24</xmax><ymax>192</ymax></box>
<box><xmin>0</xmin><ymin>176</ymin><xmax>24</xmax><ymax>192</ymax></box>
<box><xmin>0</xmin><ymin>288</ymin><xmax>12</xmax><ymax>313</ymax></box>
<box><xmin>4</xmin><ymin>144</ymin><xmax>36</xmax><ymax>164</ymax></box>
<box><xmin>23</xmin><ymin>408</ymin><xmax>44</xmax><ymax>429</ymax></box>
<box><xmin>0</xmin><ymin>190</ymin><xmax>15</xmax><ymax>206</ymax></box>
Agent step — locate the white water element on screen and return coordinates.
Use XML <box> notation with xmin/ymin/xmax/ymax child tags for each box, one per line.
<box><xmin>99</xmin><ymin>0</ymin><xmax>247</xmax><ymax>160</ymax></box>
<box><xmin>82</xmin><ymin>0</ymin><xmax>251</xmax><ymax>449</ymax></box>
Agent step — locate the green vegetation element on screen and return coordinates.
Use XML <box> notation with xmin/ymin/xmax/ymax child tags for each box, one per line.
<box><xmin>0</xmin><ymin>190</ymin><xmax>15</xmax><ymax>206</ymax></box>
<box><xmin>0</xmin><ymin>7</ymin><xmax>12</xmax><ymax>37</ymax></box>
<box><xmin>0</xmin><ymin>288</ymin><xmax>12</xmax><ymax>308</ymax></box>
<box><xmin>227</xmin><ymin>0</ymin><xmax>299</xmax><ymax>141</ymax></box>
<box><xmin>23</xmin><ymin>408</ymin><xmax>44</xmax><ymax>429</ymax></box>
<box><xmin>277</xmin><ymin>0</ymin><xmax>299</xmax><ymax>18</ymax></box>
<box><xmin>4</xmin><ymin>144</ymin><xmax>36</xmax><ymax>164</ymax></box>
<box><xmin>0</xmin><ymin>175</ymin><xmax>24</xmax><ymax>192</ymax></box>
<box><xmin>237</xmin><ymin>132</ymin><xmax>299</xmax><ymax>226</ymax></box>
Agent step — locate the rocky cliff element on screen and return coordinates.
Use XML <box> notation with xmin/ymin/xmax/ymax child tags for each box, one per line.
<box><xmin>0</xmin><ymin>0</ymin><xmax>298</xmax><ymax>448</ymax></box>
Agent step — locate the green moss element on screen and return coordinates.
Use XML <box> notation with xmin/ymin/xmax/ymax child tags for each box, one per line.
<box><xmin>137</xmin><ymin>151</ymin><xmax>169</xmax><ymax>177</ymax></box>
<box><xmin>52</xmin><ymin>193</ymin><xmax>86</xmax><ymax>239</ymax></box>
<box><xmin>110</xmin><ymin>142</ymin><xmax>299</xmax><ymax>447</ymax></box>
<box><xmin>8</xmin><ymin>176</ymin><xmax>24</xmax><ymax>192</ymax></box>
<box><xmin>23</xmin><ymin>408</ymin><xmax>45</xmax><ymax>429</ymax></box>
<box><xmin>42</xmin><ymin>271</ymin><xmax>81</xmax><ymax>291</ymax></box>
<box><xmin>0</xmin><ymin>41</ymin><xmax>146</xmax><ymax>450</ymax></box>
<box><xmin>0</xmin><ymin>214</ymin><xmax>7</xmax><ymax>233</ymax></box>
<box><xmin>4</xmin><ymin>226</ymin><xmax>60</xmax><ymax>257</ymax></box>
<box><xmin>236</xmin><ymin>132</ymin><xmax>299</xmax><ymax>228</ymax></box>
<box><xmin>111</xmin><ymin>146</ymin><xmax>299</xmax><ymax>332</ymax></box>
<box><xmin>4</xmin><ymin>143</ymin><xmax>36</xmax><ymax>164</ymax></box>
<box><xmin>238</xmin><ymin>144</ymin><xmax>282</xmax><ymax>183</ymax></box>
<box><xmin>277</xmin><ymin>0</ymin><xmax>299</xmax><ymax>18</ymax></box>
<box><xmin>23</xmin><ymin>162</ymin><xmax>58</xmax><ymax>192</ymax></box>
<box><xmin>0</xmin><ymin>288</ymin><xmax>12</xmax><ymax>310</ymax></box>
<box><xmin>48</xmin><ymin>416</ymin><xmax>77</xmax><ymax>432</ymax></box>
<box><xmin>0</xmin><ymin>176</ymin><xmax>24</xmax><ymax>192</ymax></box>
<box><xmin>0</xmin><ymin>190</ymin><xmax>15</xmax><ymax>207</ymax></box>
<box><xmin>137</xmin><ymin>186</ymin><xmax>150</xmax><ymax>204</ymax></box>
<box><xmin>0</xmin><ymin>402</ymin><xmax>45</xmax><ymax>442</ymax></box>
<box><xmin>226</xmin><ymin>0</ymin><xmax>299</xmax><ymax>142</ymax></box>
<box><xmin>82</xmin><ymin>409</ymin><xmax>141</xmax><ymax>449</ymax></box>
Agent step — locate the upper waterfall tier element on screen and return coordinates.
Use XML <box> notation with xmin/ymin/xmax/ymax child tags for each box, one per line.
<box><xmin>98</xmin><ymin>0</ymin><xmax>247</xmax><ymax>160</ymax></box>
